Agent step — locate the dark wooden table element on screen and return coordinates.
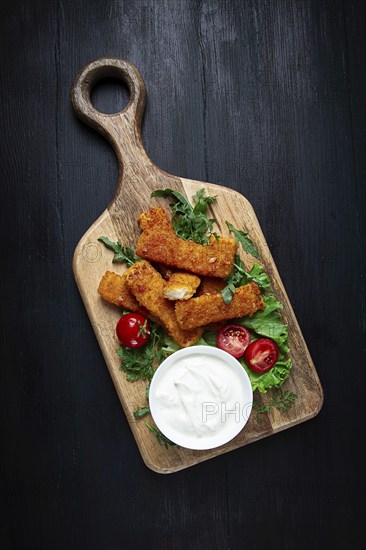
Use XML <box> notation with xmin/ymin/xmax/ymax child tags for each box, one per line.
<box><xmin>1</xmin><ymin>1</ymin><xmax>365</xmax><ymax>549</ymax></box>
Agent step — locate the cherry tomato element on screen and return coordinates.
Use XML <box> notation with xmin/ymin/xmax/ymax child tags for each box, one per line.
<box><xmin>116</xmin><ymin>313</ymin><xmax>150</xmax><ymax>349</ymax></box>
<box><xmin>244</xmin><ymin>338</ymin><xmax>279</xmax><ymax>373</ymax></box>
<box><xmin>216</xmin><ymin>324</ymin><xmax>251</xmax><ymax>358</ymax></box>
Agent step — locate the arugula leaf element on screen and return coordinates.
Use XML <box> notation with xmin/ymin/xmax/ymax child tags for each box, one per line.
<box><xmin>98</xmin><ymin>236</ymin><xmax>139</xmax><ymax>266</ymax></box>
<box><xmin>226</xmin><ymin>221</ymin><xmax>260</xmax><ymax>259</ymax></box>
<box><xmin>151</xmin><ymin>188</ymin><xmax>217</xmax><ymax>245</ymax></box>
<box><xmin>116</xmin><ymin>323</ymin><xmax>168</xmax><ymax>382</ymax></box>
<box><xmin>192</xmin><ymin>188</ymin><xmax>217</xmax><ymax>214</ymax></box>
<box><xmin>151</xmin><ymin>188</ymin><xmax>192</xmax><ymax>209</ymax></box>
<box><xmin>221</xmin><ymin>254</ymin><xmax>246</xmax><ymax>305</ymax></box>
<box><xmin>221</xmin><ymin>255</ymin><xmax>270</xmax><ymax>305</ymax></box>
<box><xmin>145</xmin><ymin>422</ymin><xmax>176</xmax><ymax>448</ymax></box>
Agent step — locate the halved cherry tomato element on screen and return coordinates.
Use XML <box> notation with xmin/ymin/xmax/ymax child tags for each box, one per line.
<box><xmin>116</xmin><ymin>313</ymin><xmax>150</xmax><ymax>349</ymax></box>
<box><xmin>244</xmin><ymin>338</ymin><xmax>279</xmax><ymax>373</ymax></box>
<box><xmin>216</xmin><ymin>324</ymin><xmax>251</xmax><ymax>358</ymax></box>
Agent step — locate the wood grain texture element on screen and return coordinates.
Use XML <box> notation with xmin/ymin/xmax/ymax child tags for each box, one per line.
<box><xmin>71</xmin><ymin>57</ymin><xmax>323</xmax><ymax>473</ymax></box>
<box><xmin>1</xmin><ymin>1</ymin><xmax>365</xmax><ymax>548</ymax></box>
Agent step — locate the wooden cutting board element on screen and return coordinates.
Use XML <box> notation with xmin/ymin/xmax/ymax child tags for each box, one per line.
<box><xmin>71</xmin><ymin>57</ymin><xmax>323</xmax><ymax>474</ymax></box>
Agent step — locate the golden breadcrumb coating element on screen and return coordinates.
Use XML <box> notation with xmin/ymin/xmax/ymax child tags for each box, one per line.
<box><xmin>136</xmin><ymin>208</ymin><xmax>237</xmax><ymax>278</ymax></box>
<box><xmin>196</xmin><ymin>278</ymin><xmax>227</xmax><ymax>331</ymax></box>
<box><xmin>163</xmin><ymin>272</ymin><xmax>201</xmax><ymax>301</ymax></box>
<box><xmin>197</xmin><ymin>276</ymin><xmax>226</xmax><ymax>296</ymax></box>
<box><xmin>124</xmin><ymin>260</ymin><xmax>202</xmax><ymax>347</ymax></box>
<box><xmin>175</xmin><ymin>282</ymin><xmax>265</xmax><ymax>330</ymax></box>
<box><xmin>98</xmin><ymin>271</ymin><xmax>146</xmax><ymax>313</ymax></box>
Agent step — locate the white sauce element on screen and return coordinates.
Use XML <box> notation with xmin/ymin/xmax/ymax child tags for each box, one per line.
<box><xmin>154</xmin><ymin>353</ymin><xmax>246</xmax><ymax>441</ymax></box>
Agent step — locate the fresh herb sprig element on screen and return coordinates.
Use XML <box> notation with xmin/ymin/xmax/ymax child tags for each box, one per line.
<box><xmin>221</xmin><ymin>254</ymin><xmax>270</xmax><ymax>305</ymax></box>
<box><xmin>271</xmin><ymin>390</ymin><xmax>298</xmax><ymax>411</ymax></box>
<box><xmin>133</xmin><ymin>406</ymin><xmax>150</xmax><ymax>419</ymax></box>
<box><xmin>116</xmin><ymin>323</ymin><xmax>167</xmax><ymax>382</ymax></box>
<box><xmin>151</xmin><ymin>188</ymin><xmax>217</xmax><ymax>245</ymax></box>
<box><xmin>98</xmin><ymin>236</ymin><xmax>140</xmax><ymax>266</ymax></box>
<box><xmin>253</xmin><ymin>390</ymin><xmax>297</xmax><ymax>416</ymax></box>
<box><xmin>145</xmin><ymin>422</ymin><xmax>176</xmax><ymax>448</ymax></box>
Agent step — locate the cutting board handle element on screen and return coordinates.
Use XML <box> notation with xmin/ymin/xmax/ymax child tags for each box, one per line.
<box><xmin>71</xmin><ymin>57</ymin><xmax>151</xmax><ymax>172</ymax></box>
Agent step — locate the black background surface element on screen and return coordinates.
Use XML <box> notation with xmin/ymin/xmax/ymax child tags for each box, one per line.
<box><xmin>1</xmin><ymin>1</ymin><xmax>365</xmax><ymax>549</ymax></box>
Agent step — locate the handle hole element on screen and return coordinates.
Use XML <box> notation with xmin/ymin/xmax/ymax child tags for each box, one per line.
<box><xmin>90</xmin><ymin>77</ymin><xmax>130</xmax><ymax>115</ymax></box>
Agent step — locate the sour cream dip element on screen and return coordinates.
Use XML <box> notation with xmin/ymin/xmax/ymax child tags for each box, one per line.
<box><xmin>149</xmin><ymin>346</ymin><xmax>253</xmax><ymax>450</ymax></box>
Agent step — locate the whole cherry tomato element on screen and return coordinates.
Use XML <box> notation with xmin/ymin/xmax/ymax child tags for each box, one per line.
<box><xmin>116</xmin><ymin>313</ymin><xmax>150</xmax><ymax>349</ymax></box>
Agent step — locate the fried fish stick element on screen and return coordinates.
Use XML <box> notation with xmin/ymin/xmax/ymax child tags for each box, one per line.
<box><xmin>163</xmin><ymin>272</ymin><xmax>201</xmax><ymax>301</ymax></box>
<box><xmin>197</xmin><ymin>276</ymin><xmax>226</xmax><ymax>296</ymax></box>
<box><xmin>98</xmin><ymin>271</ymin><xmax>143</xmax><ymax>311</ymax></box>
<box><xmin>125</xmin><ymin>260</ymin><xmax>202</xmax><ymax>347</ymax></box>
<box><xmin>136</xmin><ymin>208</ymin><xmax>237</xmax><ymax>278</ymax></box>
<box><xmin>175</xmin><ymin>282</ymin><xmax>264</xmax><ymax>330</ymax></box>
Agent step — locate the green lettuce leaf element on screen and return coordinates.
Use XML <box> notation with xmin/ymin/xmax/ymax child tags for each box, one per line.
<box><xmin>238</xmin><ymin>294</ymin><xmax>290</xmax><ymax>357</ymax></box>
<box><xmin>241</xmin><ymin>358</ymin><xmax>292</xmax><ymax>393</ymax></box>
<box><xmin>237</xmin><ymin>294</ymin><xmax>292</xmax><ymax>392</ymax></box>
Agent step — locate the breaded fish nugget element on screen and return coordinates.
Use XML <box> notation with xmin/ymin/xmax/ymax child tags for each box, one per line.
<box><xmin>163</xmin><ymin>272</ymin><xmax>201</xmax><ymax>301</ymax></box>
<box><xmin>125</xmin><ymin>260</ymin><xmax>202</xmax><ymax>347</ymax></box>
<box><xmin>98</xmin><ymin>271</ymin><xmax>144</xmax><ymax>312</ymax></box>
<box><xmin>136</xmin><ymin>208</ymin><xmax>237</xmax><ymax>278</ymax></box>
<box><xmin>175</xmin><ymin>282</ymin><xmax>264</xmax><ymax>330</ymax></box>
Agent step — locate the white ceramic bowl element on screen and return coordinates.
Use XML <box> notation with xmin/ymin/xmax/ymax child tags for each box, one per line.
<box><xmin>149</xmin><ymin>345</ymin><xmax>253</xmax><ymax>450</ymax></box>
